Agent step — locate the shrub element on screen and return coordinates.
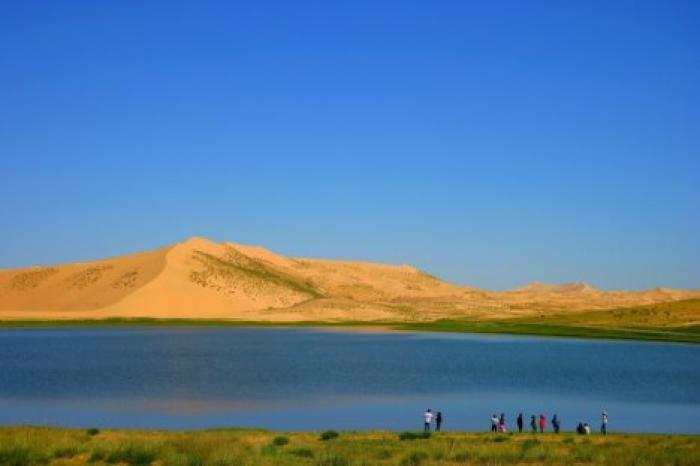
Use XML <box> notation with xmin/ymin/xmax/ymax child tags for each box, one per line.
<box><xmin>400</xmin><ymin>450</ymin><xmax>429</xmax><ymax>466</ymax></box>
<box><xmin>289</xmin><ymin>448</ymin><xmax>314</xmax><ymax>458</ymax></box>
<box><xmin>89</xmin><ymin>449</ymin><xmax>106</xmax><ymax>462</ymax></box>
<box><xmin>521</xmin><ymin>438</ymin><xmax>541</xmax><ymax>450</ymax></box>
<box><xmin>0</xmin><ymin>444</ymin><xmax>49</xmax><ymax>466</ymax></box>
<box><xmin>53</xmin><ymin>446</ymin><xmax>79</xmax><ymax>458</ymax></box>
<box><xmin>320</xmin><ymin>430</ymin><xmax>339</xmax><ymax>441</ymax></box>
<box><xmin>206</xmin><ymin>449</ymin><xmax>244</xmax><ymax>466</ymax></box>
<box><xmin>272</xmin><ymin>436</ymin><xmax>289</xmax><ymax>446</ymax></box>
<box><xmin>493</xmin><ymin>436</ymin><xmax>509</xmax><ymax>443</ymax></box>
<box><xmin>161</xmin><ymin>451</ymin><xmax>203</xmax><ymax>466</ymax></box>
<box><xmin>452</xmin><ymin>450</ymin><xmax>472</xmax><ymax>462</ymax></box>
<box><xmin>316</xmin><ymin>453</ymin><xmax>349</xmax><ymax>466</ymax></box>
<box><xmin>398</xmin><ymin>431</ymin><xmax>431</xmax><ymax>441</ymax></box>
<box><xmin>86</xmin><ymin>428</ymin><xmax>100</xmax><ymax>436</ymax></box>
<box><xmin>106</xmin><ymin>445</ymin><xmax>157</xmax><ymax>465</ymax></box>
<box><xmin>373</xmin><ymin>448</ymin><xmax>393</xmax><ymax>460</ymax></box>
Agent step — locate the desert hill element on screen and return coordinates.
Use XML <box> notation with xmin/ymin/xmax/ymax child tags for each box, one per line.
<box><xmin>1</xmin><ymin>237</ymin><xmax>698</xmax><ymax>322</ymax></box>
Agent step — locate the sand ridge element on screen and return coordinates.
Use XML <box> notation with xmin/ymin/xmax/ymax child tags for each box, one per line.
<box><xmin>1</xmin><ymin>236</ymin><xmax>698</xmax><ymax>321</ymax></box>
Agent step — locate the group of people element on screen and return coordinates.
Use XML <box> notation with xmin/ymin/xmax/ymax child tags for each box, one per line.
<box><xmin>493</xmin><ymin>411</ymin><xmax>608</xmax><ymax>435</ymax></box>
<box><xmin>422</xmin><ymin>408</ymin><xmax>608</xmax><ymax>435</ymax></box>
<box><xmin>423</xmin><ymin>409</ymin><xmax>443</xmax><ymax>432</ymax></box>
<box><xmin>493</xmin><ymin>413</ymin><xmax>561</xmax><ymax>433</ymax></box>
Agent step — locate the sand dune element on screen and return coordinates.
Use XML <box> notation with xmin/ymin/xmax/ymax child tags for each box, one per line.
<box><xmin>1</xmin><ymin>236</ymin><xmax>698</xmax><ymax>321</ymax></box>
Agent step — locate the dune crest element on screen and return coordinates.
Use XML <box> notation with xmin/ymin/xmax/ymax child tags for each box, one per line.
<box><xmin>1</xmin><ymin>237</ymin><xmax>698</xmax><ymax>321</ymax></box>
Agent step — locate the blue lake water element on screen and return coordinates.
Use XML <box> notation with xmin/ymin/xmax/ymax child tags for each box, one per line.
<box><xmin>0</xmin><ymin>327</ymin><xmax>698</xmax><ymax>433</ymax></box>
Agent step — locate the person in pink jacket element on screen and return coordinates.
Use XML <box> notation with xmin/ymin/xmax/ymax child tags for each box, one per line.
<box><xmin>539</xmin><ymin>414</ymin><xmax>546</xmax><ymax>433</ymax></box>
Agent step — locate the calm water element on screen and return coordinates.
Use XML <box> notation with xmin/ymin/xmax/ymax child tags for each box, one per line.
<box><xmin>0</xmin><ymin>327</ymin><xmax>698</xmax><ymax>433</ymax></box>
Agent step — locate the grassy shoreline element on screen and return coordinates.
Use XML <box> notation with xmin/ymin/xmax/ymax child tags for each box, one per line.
<box><xmin>0</xmin><ymin>317</ymin><xmax>698</xmax><ymax>344</ymax></box>
<box><xmin>0</xmin><ymin>426</ymin><xmax>697</xmax><ymax>465</ymax></box>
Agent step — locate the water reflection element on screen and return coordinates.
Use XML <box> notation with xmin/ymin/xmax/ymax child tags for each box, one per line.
<box><xmin>0</xmin><ymin>327</ymin><xmax>698</xmax><ymax>432</ymax></box>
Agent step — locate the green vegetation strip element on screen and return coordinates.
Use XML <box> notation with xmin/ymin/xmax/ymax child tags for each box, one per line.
<box><xmin>396</xmin><ymin>320</ymin><xmax>700</xmax><ymax>344</ymax></box>
<box><xmin>1</xmin><ymin>316</ymin><xmax>699</xmax><ymax>344</ymax></box>
<box><xmin>0</xmin><ymin>427</ymin><xmax>697</xmax><ymax>466</ymax></box>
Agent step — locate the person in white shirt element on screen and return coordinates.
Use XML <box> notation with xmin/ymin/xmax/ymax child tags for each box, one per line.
<box><xmin>601</xmin><ymin>410</ymin><xmax>608</xmax><ymax>435</ymax></box>
<box><xmin>424</xmin><ymin>409</ymin><xmax>433</xmax><ymax>432</ymax></box>
<box><xmin>491</xmin><ymin>414</ymin><xmax>499</xmax><ymax>432</ymax></box>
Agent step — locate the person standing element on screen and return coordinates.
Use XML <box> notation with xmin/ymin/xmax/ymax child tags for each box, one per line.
<box><xmin>436</xmin><ymin>411</ymin><xmax>443</xmax><ymax>432</ymax></box>
<box><xmin>530</xmin><ymin>415</ymin><xmax>537</xmax><ymax>433</ymax></box>
<box><xmin>601</xmin><ymin>410</ymin><xmax>608</xmax><ymax>435</ymax></box>
<box><xmin>517</xmin><ymin>413</ymin><xmax>524</xmax><ymax>433</ymax></box>
<box><xmin>424</xmin><ymin>409</ymin><xmax>433</xmax><ymax>433</ymax></box>
<box><xmin>551</xmin><ymin>414</ymin><xmax>560</xmax><ymax>433</ymax></box>
<box><xmin>498</xmin><ymin>413</ymin><xmax>507</xmax><ymax>433</ymax></box>
<box><xmin>491</xmin><ymin>414</ymin><xmax>499</xmax><ymax>433</ymax></box>
<box><xmin>539</xmin><ymin>414</ymin><xmax>546</xmax><ymax>433</ymax></box>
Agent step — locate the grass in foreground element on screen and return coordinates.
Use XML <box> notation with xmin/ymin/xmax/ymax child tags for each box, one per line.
<box><xmin>0</xmin><ymin>427</ymin><xmax>698</xmax><ymax>466</ymax></box>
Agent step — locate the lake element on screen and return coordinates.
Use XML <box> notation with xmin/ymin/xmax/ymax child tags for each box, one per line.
<box><xmin>0</xmin><ymin>327</ymin><xmax>698</xmax><ymax>433</ymax></box>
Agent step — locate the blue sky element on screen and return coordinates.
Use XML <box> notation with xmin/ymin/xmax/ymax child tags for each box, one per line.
<box><xmin>1</xmin><ymin>1</ymin><xmax>698</xmax><ymax>290</ymax></box>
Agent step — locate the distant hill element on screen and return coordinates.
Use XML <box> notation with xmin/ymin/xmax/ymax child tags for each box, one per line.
<box><xmin>1</xmin><ymin>236</ymin><xmax>698</xmax><ymax>322</ymax></box>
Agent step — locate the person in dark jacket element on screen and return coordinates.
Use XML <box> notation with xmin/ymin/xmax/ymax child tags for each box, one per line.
<box><xmin>530</xmin><ymin>415</ymin><xmax>537</xmax><ymax>433</ymax></box>
<box><xmin>517</xmin><ymin>413</ymin><xmax>524</xmax><ymax>433</ymax></box>
<box><xmin>552</xmin><ymin>414</ymin><xmax>560</xmax><ymax>433</ymax></box>
<box><xmin>436</xmin><ymin>411</ymin><xmax>443</xmax><ymax>432</ymax></box>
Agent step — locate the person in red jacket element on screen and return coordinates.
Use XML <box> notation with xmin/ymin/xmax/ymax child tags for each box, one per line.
<box><xmin>539</xmin><ymin>414</ymin><xmax>546</xmax><ymax>433</ymax></box>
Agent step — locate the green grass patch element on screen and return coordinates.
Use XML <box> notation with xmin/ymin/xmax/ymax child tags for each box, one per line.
<box><xmin>0</xmin><ymin>427</ymin><xmax>698</xmax><ymax>466</ymax></box>
<box><xmin>397</xmin><ymin>319</ymin><xmax>700</xmax><ymax>344</ymax></box>
<box><xmin>272</xmin><ymin>435</ymin><xmax>289</xmax><ymax>446</ymax></box>
<box><xmin>399</xmin><ymin>431</ymin><xmax>432</xmax><ymax>440</ymax></box>
<box><xmin>2</xmin><ymin>309</ymin><xmax>700</xmax><ymax>344</ymax></box>
<box><xmin>320</xmin><ymin>430</ymin><xmax>340</xmax><ymax>441</ymax></box>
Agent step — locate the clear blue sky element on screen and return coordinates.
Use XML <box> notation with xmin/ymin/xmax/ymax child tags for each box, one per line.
<box><xmin>1</xmin><ymin>1</ymin><xmax>698</xmax><ymax>290</ymax></box>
